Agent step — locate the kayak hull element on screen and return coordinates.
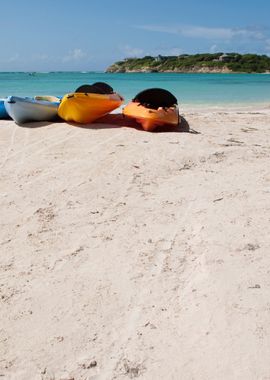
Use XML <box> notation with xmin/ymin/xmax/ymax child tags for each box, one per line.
<box><xmin>4</xmin><ymin>96</ymin><xmax>59</xmax><ymax>124</ymax></box>
<box><xmin>0</xmin><ymin>98</ymin><xmax>10</xmax><ymax>119</ymax></box>
<box><xmin>58</xmin><ymin>92</ymin><xmax>123</xmax><ymax>124</ymax></box>
<box><xmin>122</xmin><ymin>102</ymin><xmax>180</xmax><ymax>131</ymax></box>
<box><xmin>34</xmin><ymin>95</ymin><xmax>61</xmax><ymax>103</ymax></box>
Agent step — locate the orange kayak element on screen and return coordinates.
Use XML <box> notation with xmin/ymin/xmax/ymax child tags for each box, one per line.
<box><xmin>123</xmin><ymin>102</ymin><xmax>179</xmax><ymax>131</ymax></box>
<box><xmin>122</xmin><ymin>88</ymin><xmax>179</xmax><ymax>131</ymax></box>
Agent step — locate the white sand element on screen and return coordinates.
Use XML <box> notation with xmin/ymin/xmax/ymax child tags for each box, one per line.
<box><xmin>1</xmin><ymin>108</ymin><xmax>270</xmax><ymax>379</ymax></box>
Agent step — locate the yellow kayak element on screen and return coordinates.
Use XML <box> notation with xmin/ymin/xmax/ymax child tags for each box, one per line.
<box><xmin>58</xmin><ymin>83</ymin><xmax>123</xmax><ymax>124</ymax></box>
<box><xmin>122</xmin><ymin>88</ymin><xmax>179</xmax><ymax>131</ymax></box>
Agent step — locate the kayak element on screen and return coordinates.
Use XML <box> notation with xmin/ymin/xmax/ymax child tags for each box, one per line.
<box><xmin>35</xmin><ymin>95</ymin><xmax>61</xmax><ymax>102</ymax></box>
<box><xmin>0</xmin><ymin>98</ymin><xmax>10</xmax><ymax>119</ymax></box>
<box><xmin>123</xmin><ymin>103</ymin><xmax>179</xmax><ymax>132</ymax></box>
<box><xmin>4</xmin><ymin>96</ymin><xmax>60</xmax><ymax>124</ymax></box>
<box><xmin>122</xmin><ymin>88</ymin><xmax>179</xmax><ymax>132</ymax></box>
<box><xmin>58</xmin><ymin>93</ymin><xmax>123</xmax><ymax>124</ymax></box>
<box><xmin>58</xmin><ymin>82</ymin><xmax>123</xmax><ymax>124</ymax></box>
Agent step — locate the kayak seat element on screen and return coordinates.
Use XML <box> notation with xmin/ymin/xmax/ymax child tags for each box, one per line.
<box><xmin>93</xmin><ymin>82</ymin><xmax>114</xmax><ymax>94</ymax></box>
<box><xmin>75</xmin><ymin>82</ymin><xmax>114</xmax><ymax>95</ymax></box>
<box><xmin>133</xmin><ymin>88</ymin><xmax>178</xmax><ymax>109</ymax></box>
<box><xmin>75</xmin><ymin>84</ymin><xmax>106</xmax><ymax>94</ymax></box>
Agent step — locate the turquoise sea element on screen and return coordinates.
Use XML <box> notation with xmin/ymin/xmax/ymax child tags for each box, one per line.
<box><xmin>1</xmin><ymin>72</ymin><xmax>270</xmax><ymax>107</ymax></box>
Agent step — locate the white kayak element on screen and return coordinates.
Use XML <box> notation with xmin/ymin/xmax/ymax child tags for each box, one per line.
<box><xmin>4</xmin><ymin>96</ymin><xmax>60</xmax><ymax>124</ymax></box>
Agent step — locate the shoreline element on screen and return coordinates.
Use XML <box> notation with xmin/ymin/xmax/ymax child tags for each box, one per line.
<box><xmin>181</xmin><ymin>103</ymin><xmax>270</xmax><ymax>113</ymax></box>
<box><xmin>106</xmin><ymin>70</ymin><xmax>270</xmax><ymax>74</ymax></box>
<box><xmin>118</xmin><ymin>102</ymin><xmax>270</xmax><ymax>114</ymax></box>
<box><xmin>0</xmin><ymin>70</ymin><xmax>270</xmax><ymax>74</ymax></box>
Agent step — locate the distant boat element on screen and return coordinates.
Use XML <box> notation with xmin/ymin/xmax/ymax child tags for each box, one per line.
<box><xmin>0</xmin><ymin>98</ymin><xmax>10</xmax><ymax>119</ymax></box>
<box><xmin>5</xmin><ymin>96</ymin><xmax>60</xmax><ymax>124</ymax></box>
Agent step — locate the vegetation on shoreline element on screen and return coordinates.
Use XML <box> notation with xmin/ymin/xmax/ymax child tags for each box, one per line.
<box><xmin>106</xmin><ymin>53</ymin><xmax>270</xmax><ymax>73</ymax></box>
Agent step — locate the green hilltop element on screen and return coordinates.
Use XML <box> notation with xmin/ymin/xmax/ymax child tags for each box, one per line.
<box><xmin>106</xmin><ymin>53</ymin><xmax>270</xmax><ymax>73</ymax></box>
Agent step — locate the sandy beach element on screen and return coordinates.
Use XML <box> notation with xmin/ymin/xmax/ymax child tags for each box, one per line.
<box><xmin>1</xmin><ymin>107</ymin><xmax>270</xmax><ymax>380</ymax></box>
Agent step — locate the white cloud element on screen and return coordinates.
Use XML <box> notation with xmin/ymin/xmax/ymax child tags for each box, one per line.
<box><xmin>0</xmin><ymin>54</ymin><xmax>21</xmax><ymax>65</ymax></box>
<box><xmin>149</xmin><ymin>46</ymin><xmax>184</xmax><ymax>56</ymax></box>
<box><xmin>210</xmin><ymin>44</ymin><xmax>218</xmax><ymax>53</ymax></box>
<box><xmin>119</xmin><ymin>45</ymin><xmax>182</xmax><ymax>58</ymax></box>
<box><xmin>265</xmin><ymin>39</ymin><xmax>270</xmax><ymax>54</ymax></box>
<box><xmin>7</xmin><ymin>54</ymin><xmax>19</xmax><ymax>63</ymax></box>
<box><xmin>182</xmin><ymin>26</ymin><xmax>233</xmax><ymax>39</ymax></box>
<box><xmin>119</xmin><ymin>45</ymin><xmax>144</xmax><ymax>57</ymax></box>
<box><xmin>32</xmin><ymin>53</ymin><xmax>49</xmax><ymax>61</ymax></box>
<box><xmin>134</xmin><ymin>24</ymin><xmax>267</xmax><ymax>41</ymax></box>
<box><xmin>232</xmin><ymin>28</ymin><xmax>265</xmax><ymax>40</ymax></box>
<box><xmin>165</xmin><ymin>47</ymin><xmax>183</xmax><ymax>56</ymax></box>
<box><xmin>63</xmin><ymin>48</ymin><xmax>87</xmax><ymax>62</ymax></box>
<box><xmin>134</xmin><ymin>24</ymin><xmax>231</xmax><ymax>39</ymax></box>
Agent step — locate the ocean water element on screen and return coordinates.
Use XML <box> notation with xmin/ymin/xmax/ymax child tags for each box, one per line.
<box><xmin>1</xmin><ymin>71</ymin><xmax>270</xmax><ymax>107</ymax></box>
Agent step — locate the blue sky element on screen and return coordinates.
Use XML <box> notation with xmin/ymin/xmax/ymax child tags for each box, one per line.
<box><xmin>1</xmin><ymin>0</ymin><xmax>270</xmax><ymax>71</ymax></box>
